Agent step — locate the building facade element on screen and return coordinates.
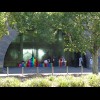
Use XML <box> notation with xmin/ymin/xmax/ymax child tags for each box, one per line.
<box><xmin>0</xmin><ymin>27</ymin><xmax>98</xmax><ymax>71</ymax></box>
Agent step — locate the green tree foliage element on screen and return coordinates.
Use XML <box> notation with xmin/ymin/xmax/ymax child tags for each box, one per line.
<box><xmin>1</xmin><ymin>12</ymin><xmax>100</xmax><ymax>74</ymax></box>
<box><xmin>0</xmin><ymin>12</ymin><xmax>9</xmax><ymax>37</ymax></box>
<box><xmin>8</xmin><ymin>12</ymin><xmax>57</xmax><ymax>47</ymax></box>
<box><xmin>46</xmin><ymin>12</ymin><xmax>100</xmax><ymax>74</ymax></box>
<box><xmin>79</xmin><ymin>12</ymin><xmax>100</xmax><ymax>74</ymax></box>
<box><xmin>58</xmin><ymin>12</ymin><xmax>100</xmax><ymax>74</ymax></box>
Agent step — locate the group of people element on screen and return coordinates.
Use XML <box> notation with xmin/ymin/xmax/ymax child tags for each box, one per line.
<box><xmin>18</xmin><ymin>56</ymin><xmax>39</xmax><ymax>67</ymax></box>
<box><xmin>18</xmin><ymin>55</ymin><xmax>93</xmax><ymax>68</ymax></box>
<box><xmin>43</xmin><ymin>56</ymin><xmax>67</xmax><ymax>67</ymax></box>
<box><xmin>18</xmin><ymin>56</ymin><xmax>67</xmax><ymax>67</ymax></box>
<box><xmin>79</xmin><ymin>56</ymin><xmax>93</xmax><ymax>68</ymax></box>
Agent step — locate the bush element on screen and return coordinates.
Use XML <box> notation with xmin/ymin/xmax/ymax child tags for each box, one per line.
<box><xmin>52</xmin><ymin>75</ymin><xmax>86</xmax><ymax>87</ymax></box>
<box><xmin>21</xmin><ymin>78</ymin><xmax>41</xmax><ymax>87</ymax></box>
<box><xmin>21</xmin><ymin>78</ymin><xmax>52</xmax><ymax>87</ymax></box>
<box><xmin>54</xmin><ymin>76</ymin><xmax>71</xmax><ymax>87</ymax></box>
<box><xmin>57</xmin><ymin>80</ymin><xmax>70</xmax><ymax>87</ymax></box>
<box><xmin>46</xmin><ymin>76</ymin><xmax>56</xmax><ymax>81</ymax></box>
<box><xmin>1</xmin><ymin>74</ymin><xmax>100</xmax><ymax>87</ymax></box>
<box><xmin>86</xmin><ymin>74</ymin><xmax>100</xmax><ymax>87</ymax></box>
<box><xmin>0</xmin><ymin>77</ymin><xmax>21</xmax><ymax>87</ymax></box>
<box><xmin>69</xmin><ymin>77</ymin><xmax>85</xmax><ymax>87</ymax></box>
<box><xmin>38</xmin><ymin>79</ymin><xmax>52</xmax><ymax>87</ymax></box>
<box><xmin>79</xmin><ymin>75</ymin><xmax>89</xmax><ymax>87</ymax></box>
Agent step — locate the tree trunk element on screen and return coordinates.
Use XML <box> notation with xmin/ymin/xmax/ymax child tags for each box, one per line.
<box><xmin>92</xmin><ymin>49</ymin><xmax>98</xmax><ymax>74</ymax></box>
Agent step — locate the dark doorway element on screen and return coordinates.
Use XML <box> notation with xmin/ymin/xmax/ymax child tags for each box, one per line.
<box><xmin>82</xmin><ymin>54</ymin><xmax>87</xmax><ymax>67</ymax></box>
<box><xmin>74</xmin><ymin>52</ymin><xmax>81</xmax><ymax>67</ymax></box>
<box><xmin>67</xmin><ymin>52</ymin><xmax>87</xmax><ymax>67</ymax></box>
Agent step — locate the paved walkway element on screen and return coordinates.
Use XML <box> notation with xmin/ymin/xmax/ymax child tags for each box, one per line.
<box><xmin>0</xmin><ymin>66</ymin><xmax>100</xmax><ymax>77</ymax></box>
<box><xmin>2</xmin><ymin>66</ymin><xmax>93</xmax><ymax>73</ymax></box>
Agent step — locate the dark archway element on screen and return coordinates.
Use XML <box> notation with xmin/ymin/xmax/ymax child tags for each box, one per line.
<box><xmin>0</xmin><ymin>26</ymin><xmax>18</xmax><ymax>69</ymax></box>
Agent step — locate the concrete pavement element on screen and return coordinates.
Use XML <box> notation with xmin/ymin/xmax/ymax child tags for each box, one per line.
<box><xmin>2</xmin><ymin>66</ymin><xmax>93</xmax><ymax>74</ymax></box>
<box><xmin>0</xmin><ymin>66</ymin><xmax>97</xmax><ymax>77</ymax></box>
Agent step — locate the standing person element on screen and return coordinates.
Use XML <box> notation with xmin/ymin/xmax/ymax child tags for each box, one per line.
<box><xmin>26</xmin><ymin>59</ymin><xmax>31</xmax><ymax>67</ymax></box>
<box><xmin>59</xmin><ymin>57</ymin><xmax>62</xmax><ymax>67</ymax></box>
<box><xmin>35</xmin><ymin>58</ymin><xmax>39</xmax><ymax>67</ymax></box>
<box><xmin>90</xmin><ymin>57</ymin><xmax>93</xmax><ymax>68</ymax></box>
<box><xmin>44</xmin><ymin>59</ymin><xmax>48</xmax><ymax>67</ymax></box>
<box><xmin>79</xmin><ymin>56</ymin><xmax>83</xmax><ymax>67</ymax></box>
<box><xmin>21</xmin><ymin>61</ymin><xmax>25</xmax><ymax>67</ymax></box>
<box><xmin>62</xmin><ymin>56</ymin><xmax>66</xmax><ymax>66</ymax></box>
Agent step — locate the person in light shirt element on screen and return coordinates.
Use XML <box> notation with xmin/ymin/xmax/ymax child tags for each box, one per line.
<box><xmin>90</xmin><ymin>57</ymin><xmax>93</xmax><ymax>68</ymax></box>
<box><xmin>44</xmin><ymin>59</ymin><xmax>48</xmax><ymax>67</ymax></box>
<box><xmin>79</xmin><ymin>56</ymin><xmax>83</xmax><ymax>67</ymax></box>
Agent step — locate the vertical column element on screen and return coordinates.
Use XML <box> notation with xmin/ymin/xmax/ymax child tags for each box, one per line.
<box><xmin>22</xmin><ymin>67</ymin><xmax>24</xmax><ymax>76</ymax></box>
<box><xmin>67</xmin><ymin>66</ymin><xmax>68</xmax><ymax>74</ymax></box>
<box><xmin>37</xmin><ymin>67</ymin><xmax>39</xmax><ymax>75</ymax></box>
<box><xmin>20</xmin><ymin>33</ymin><xmax>23</xmax><ymax>61</ymax></box>
<box><xmin>51</xmin><ymin>63</ymin><xmax>54</xmax><ymax>75</ymax></box>
<box><xmin>7</xmin><ymin>67</ymin><xmax>9</xmax><ymax>76</ymax></box>
<box><xmin>81</xmin><ymin>65</ymin><xmax>83</xmax><ymax>74</ymax></box>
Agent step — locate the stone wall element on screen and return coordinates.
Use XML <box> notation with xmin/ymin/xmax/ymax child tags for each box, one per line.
<box><xmin>0</xmin><ymin>26</ymin><xmax>18</xmax><ymax>69</ymax></box>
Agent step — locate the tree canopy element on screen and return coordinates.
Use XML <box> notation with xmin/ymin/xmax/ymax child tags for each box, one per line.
<box><xmin>0</xmin><ymin>12</ymin><xmax>99</xmax><ymax>52</ymax></box>
<box><xmin>1</xmin><ymin>12</ymin><xmax>100</xmax><ymax>74</ymax></box>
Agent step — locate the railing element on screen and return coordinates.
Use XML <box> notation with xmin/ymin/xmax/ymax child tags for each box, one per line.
<box><xmin>5</xmin><ymin>61</ymin><xmax>85</xmax><ymax>76</ymax></box>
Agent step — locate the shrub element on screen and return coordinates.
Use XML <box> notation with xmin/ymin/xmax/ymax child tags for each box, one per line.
<box><xmin>86</xmin><ymin>74</ymin><xmax>100</xmax><ymax>87</ymax></box>
<box><xmin>54</xmin><ymin>76</ymin><xmax>70</xmax><ymax>87</ymax></box>
<box><xmin>57</xmin><ymin>80</ymin><xmax>70</xmax><ymax>87</ymax></box>
<box><xmin>69</xmin><ymin>77</ymin><xmax>85</xmax><ymax>87</ymax></box>
<box><xmin>38</xmin><ymin>79</ymin><xmax>52</xmax><ymax>87</ymax></box>
<box><xmin>54</xmin><ymin>75</ymin><xmax>86</xmax><ymax>87</ymax></box>
<box><xmin>21</xmin><ymin>78</ymin><xmax>52</xmax><ymax>87</ymax></box>
<box><xmin>0</xmin><ymin>77</ymin><xmax>21</xmax><ymax>87</ymax></box>
<box><xmin>1</xmin><ymin>74</ymin><xmax>100</xmax><ymax>87</ymax></box>
<box><xmin>21</xmin><ymin>78</ymin><xmax>41</xmax><ymax>87</ymax></box>
<box><xmin>79</xmin><ymin>75</ymin><xmax>89</xmax><ymax>87</ymax></box>
<box><xmin>46</xmin><ymin>76</ymin><xmax>56</xmax><ymax>81</ymax></box>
